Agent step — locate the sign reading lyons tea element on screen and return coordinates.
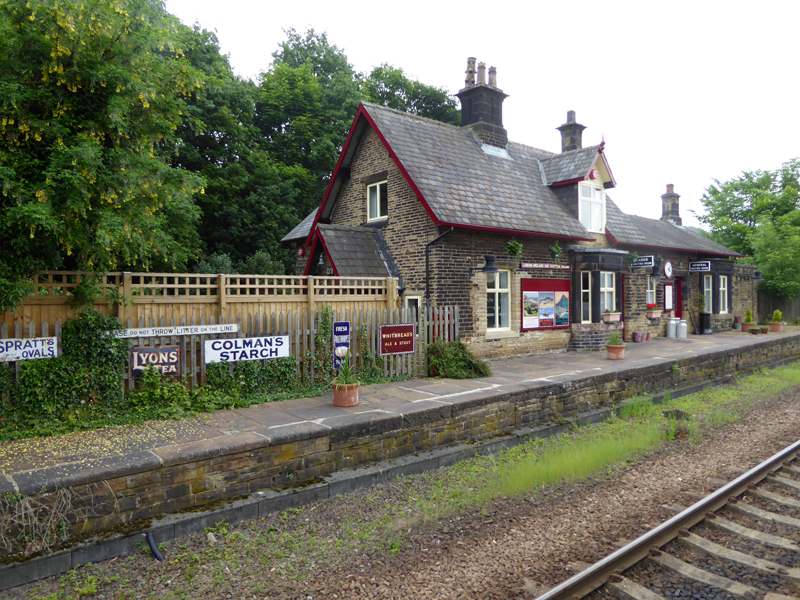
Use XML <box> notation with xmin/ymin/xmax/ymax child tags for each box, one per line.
<box><xmin>0</xmin><ymin>337</ymin><xmax>57</xmax><ymax>362</ymax></box>
<box><xmin>204</xmin><ymin>336</ymin><xmax>290</xmax><ymax>364</ymax></box>
<box><xmin>130</xmin><ymin>346</ymin><xmax>180</xmax><ymax>378</ymax></box>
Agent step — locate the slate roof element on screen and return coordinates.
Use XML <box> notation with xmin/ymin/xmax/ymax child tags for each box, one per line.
<box><xmin>540</xmin><ymin>145</ymin><xmax>600</xmax><ymax>185</ymax></box>
<box><xmin>605</xmin><ymin>198</ymin><xmax>740</xmax><ymax>256</ymax></box>
<box><xmin>356</xmin><ymin>103</ymin><xmax>594</xmax><ymax>239</ymax></box>
<box><xmin>281</xmin><ymin>208</ymin><xmax>318</xmax><ymax>244</ymax></box>
<box><xmin>318</xmin><ymin>224</ymin><xmax>400</xmax><ymax>277</ymax></box>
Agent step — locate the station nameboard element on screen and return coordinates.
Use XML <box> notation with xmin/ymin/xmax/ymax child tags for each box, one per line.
<box><xmin>519</xmin><ymin>262</ymin><xmax>570</xmax><ymax>271</ymax></box>
<box><xmin>689</xmin><ymin>261</ymin><xmax>712</xmax><ymax>272</ymax></box>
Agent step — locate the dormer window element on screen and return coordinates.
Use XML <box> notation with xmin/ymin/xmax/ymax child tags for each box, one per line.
<box><xmin>367</xmin><ymin>181</ymin><xmax>388</xmax><ymax>221</ymax></box>
<box><xmin>579</xmin><ymin>182</ymin><xmax>605</xmax><ymax>233</ymax></box>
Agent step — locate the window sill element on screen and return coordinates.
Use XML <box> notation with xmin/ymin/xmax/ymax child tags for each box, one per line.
<box><xmin>485</xmin><ymin>329</ymin><xmax>518</xmax><ymax>340</ymax></box>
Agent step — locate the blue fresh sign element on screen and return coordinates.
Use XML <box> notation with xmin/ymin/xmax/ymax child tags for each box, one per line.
<box><xmin>333</xmin><ymin>321</ymin><xmax>350</xmax><ymax>370</ymax></box>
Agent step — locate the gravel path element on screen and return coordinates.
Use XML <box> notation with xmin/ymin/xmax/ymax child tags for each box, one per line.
<box><xmin>8</xmin><ymin>383</ymin><xmax>800</xmax><ymax>600</ymax></box>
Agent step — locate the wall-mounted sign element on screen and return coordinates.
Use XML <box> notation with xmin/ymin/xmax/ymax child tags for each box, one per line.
<box><xmin>380</xmin><ymin>324</ymin><xmax>415</xmax><ymax>355</ymax></box>
<box><xmin>589</xmin><ymin>169</ymin><xmax>599</xmax><ymax>180</ymax></box>
<box><xmin>333</xmin><ymin>321</ymin><xmax>350</xmax><ymax>370</ymax></box>
<box><xmin>0</xmin><ymin>337</ymin><xmax>57</xmax><ymax>362</ymax></box>
<box><xmin>297</xmin><ymin>247</ymin><xmax>305</xmax><ymax>257</ymax></box>
<box><xmin>630</xmin><ymin>255</ymin><xmax>655</xmax><ymax>268</ymax></box>
<box><xmin>519</xmin><ymin>262</ymin><xmax>570</xmax><ymax>271</ymax></box>
<box><xmin>130</xmin><ymin>345</ymin><xmax>180</xmax><ymax>378</ymax></box>
<box><xmin>689</xmin><ymin>261</ymin><xmax>712</xmax><ymax>273</ymax></box>
<box><xmin>113</xmin><ymin>324</ymin><xmax>239</xmax><ymax>339</ymax></box>
<box><xmin>204</xmin><ymin>336</ymin><xmax>289</xmax><ymax>363</ymax></box>
<box><xmin>521</xmin><ymin>279</ymin><xmax>570</xmax><ymax>330</ymax></box>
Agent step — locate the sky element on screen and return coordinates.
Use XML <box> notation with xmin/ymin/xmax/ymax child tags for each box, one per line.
<box><xmin>164</xmin><ymin>0</ymin><xmax>800</xmax><ymax>228</ymax></box>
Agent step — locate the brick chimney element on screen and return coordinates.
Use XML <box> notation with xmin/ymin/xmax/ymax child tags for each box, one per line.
<box><xmin>456</xmin><ymin>57</ymin><xmax>509</xmax><ymax>148</ymax></box>
<box><xmin>661</xmin><ymin>184</ymin><xmax>682</xmax><ymax>226</ymax></box>
<box><xmin>556</xmin><ymin>110</ymin><xmax>586</xmax><ymax>153</ymax></box>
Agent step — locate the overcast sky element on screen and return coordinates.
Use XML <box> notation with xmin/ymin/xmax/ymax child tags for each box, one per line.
<box><xmin>164</xmin><ymin>0</ymin><xmax>800</xmax><ymax>228</ymax></box>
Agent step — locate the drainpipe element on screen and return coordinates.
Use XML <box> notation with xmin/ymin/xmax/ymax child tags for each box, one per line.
<box><xmin>425</xmin><ymin>227</ymin><xmax>454</xmax><ymax>311</ymax></box>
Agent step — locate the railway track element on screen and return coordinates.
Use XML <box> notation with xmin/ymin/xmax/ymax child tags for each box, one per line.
<box><xmin>535</xmin><ymin>439</ymin><xmax>800</xmax><ymax>600</ymax></box>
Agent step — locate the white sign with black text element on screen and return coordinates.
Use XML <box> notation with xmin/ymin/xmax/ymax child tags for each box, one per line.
<box><xmin>113</xmin><ymin>324</ymin><xmax>239</xmax><ymax>339</ymax></box>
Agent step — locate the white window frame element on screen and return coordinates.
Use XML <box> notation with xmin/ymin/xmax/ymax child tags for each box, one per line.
<box><xmin>486</xmin><ymin>270</ymin><xmax>510</xmax><ymax>330</ymax></box>
<box><xmin>600</xmin><ymin>272</ymin><xmax>615</xmax><ymax>314</ymax></box>
<box><xmin>580</xmin><ymin>271</ymin><xmax>592</xmax><ymax>324</ymax></box>
<box><xmin>719</xmin><ymin>275</ymin><xmax>728</xmax><ymax>314</ymax></box>
<box><xmin>579</xmin><ymin>181</ymin><xmax>605</xmax><ymax>234</ymax></box>
<box><xmin>703</xmin><ymin>274</ymin><xmax>713</xmax><ymax>313</ymax></box>
<box><xmin>404</xmin><ymin>296</ymin><xmax>421</xmax><ymax>319</ymax></box>
<box><xmin>367</xmin><ymin>181</ymin><xmax>388</xmax><ymax>221</ymax></box>
<box><xmin>646</xmin><ymin>276</ymin><xmax>656</xmax><ymax>306</ymax></box>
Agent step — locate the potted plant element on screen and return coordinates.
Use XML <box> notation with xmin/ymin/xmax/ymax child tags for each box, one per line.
<box><xmin>603</xmin><ymin>309</ymin><xmax>621</xmax><ymax>323</ymax></box>
<box><xmin>770</xmin><ymin>309</ymin><xmax>784</xmax><ymax>333</ymax></box>
<box><xmin>549</xmin><ymin>241</ymin><xmax>562</xmax><ymax>259</ymax></box>
<box><xmin>645</xmin><ymin>303</ymin><xmax>662</xmax><ymax>319</ymax></box>
<box><xmin>505</xmin><ymin>240</ymin><xmax>523</xmax><ymax>259</ymax></box>
<box><xmin>331</xmin><ymin>348</ymin><xmax>360</xmax><ymax>407</ymax></box>
<box><xmin>742</xmin><ymin>309</ymin><xmax>754</xmax><ymax>333</ymax></box>
<box><xmin>760</xmin><ymin>325</ymin><xmax>769</xmax><ymax>334</ymax></box>
<box><xmin>606</xmin><ymin>331</ymin><xmax>625</xmax><ymax>360</ymax></box>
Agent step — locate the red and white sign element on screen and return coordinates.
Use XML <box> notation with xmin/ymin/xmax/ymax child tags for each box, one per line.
<box><xmin>296</xmin><ymin>247</ymin><xmax>305</xmax><ymax>257</ymax></box>
<box><xmin>589</xmin><ymin>169</ymin><xmax>600</xmax><ymax>180</ymax></box>
<box><xmin>380</xmin><ymin>324</ymin><xmax>416</xmax><ymax>356</ymax></box>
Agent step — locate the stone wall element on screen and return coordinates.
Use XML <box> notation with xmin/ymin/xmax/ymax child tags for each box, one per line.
<box><xmin>5</xmin><ymin>334</ymin><xmax>799</xmax><ymax>560</ymax></box>
<box><xmin>571</xmin><ymin>321</ymin><xmax>624</xmax><ymax>352</ymax></box>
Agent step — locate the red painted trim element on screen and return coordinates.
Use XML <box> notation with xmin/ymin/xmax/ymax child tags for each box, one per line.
<box><xmin>304</xmin><ymin>106</ymin><xmax>370</xmax><ymax>246</ymax></box>
<box><xmin>301</xmin><ymin>232</ymin><xmax>320</xmax><ymax>276</ymax></box>
<box><xmin>359</xmin><ymin>108</ymin><xmax>441</xmax><ymax>226</ymax></box>
<box><xmin>549</xmin><ymin>177</ymin><xmax>584</xmax><ymax>188</ymax></box>
<box><xmin>317</xmin><ymin>233</ymin><xmax>340</xmax><ymax>277</ymax></box>
<box><xmin>439</xmin><ymin>221</ymin><xmax>594</xmax><ymax>242</ymax></box>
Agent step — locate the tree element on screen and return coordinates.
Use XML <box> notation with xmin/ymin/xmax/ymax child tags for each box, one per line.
<box><xmin>695</xmin><ymin>159</ymin><xmax>799</xmax><ymax>256</ymax></box>
<box><xmin>364</xmin><ymin>64</ymin><xmax>460</xmax><ymax>125</ymax></box>
<box><xmin>696</xmin><ymin>158</ymin><xmax>800</xmax><ymax>299</ymax></box>
<box><xmin>0</xmin><ymin>0</ymin><xmax>204</xmax><ymax>309</ymax></box>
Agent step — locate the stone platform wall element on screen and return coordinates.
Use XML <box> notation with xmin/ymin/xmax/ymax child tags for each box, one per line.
<box><xmin>5</xmin><ymin>335</ymin><xmax>800</xmax><ymax>562</ymax></box>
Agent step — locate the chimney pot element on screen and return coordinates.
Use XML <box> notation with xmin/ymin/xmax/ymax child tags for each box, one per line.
<box><xmin>488</xmin><ymin>66</ymin><xmax>497</xmax><ymax>87</ymax></box>
<box><xmin>477</xmin><ymin>62</ymin><xmax>486</xmax><ymax>85</ymax></box>
<box><xmin>556</xmin><ymin>110</ymin><xmax>586</xmax><ymax>153</ymax></box>
<box><xmin>661</xmin><ymin>184</ymin><xmax>682</xmax><ymax>226</ymax></box>
<box><xmin>465</xmin><ymin>57</ymin><xmax>476</xmax><ymax>87</ymax></box>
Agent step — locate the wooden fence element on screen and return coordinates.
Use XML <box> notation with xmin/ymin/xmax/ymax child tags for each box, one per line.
<box><xmin>758</xmin><ymin>291</ymin><xmax>800</xmax><ymax>324</ymax></box>
<box><xmin>0</xmin><ymin>271</ymin><xmax>402</xmax><ymax>336</ymax></box>
<box><xmin>1</xmin><ymin>306</ymin><xmax>461</xmax><ymax>389</ymax></box>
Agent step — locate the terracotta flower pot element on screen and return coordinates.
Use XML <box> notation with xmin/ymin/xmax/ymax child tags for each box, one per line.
<box><xmin>770</xmin><ymin>322</ymin><xmax>783</xmax><ymax>332</ymax></box>
<box><xmin>607</xmin><ymin>344</ymin><xmax>625</xmax><ymax>360</ymax></box>
<box><xmin>332</xmin><ymin>382</ymin><xmax>360</xmax><ymax>407</ymax></box>
<box><xmin>741</xmin><ymin>323</ymin><xmax>754</xmax><ymax>333</ymax></box>
<box><xmin>761</xmin><ymin>327</ymin><xmax>769</xmax><ymax>334</ymax></box>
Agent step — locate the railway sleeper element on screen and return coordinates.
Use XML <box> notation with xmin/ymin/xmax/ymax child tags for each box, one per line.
<box><xmin>651</xmin><ymin>551</ymin><xmax>760</xmax><ymax>597</ymax></box>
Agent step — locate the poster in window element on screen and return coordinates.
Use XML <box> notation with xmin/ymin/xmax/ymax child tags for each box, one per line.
<box><xmin>664</xmin><ymin>284</ymin><xmax>673</xmax><ymax>311</ymax></box>
<box><xmin>522</xmin><ymin>292</ymin><xmax>539</xmax><ymax>329</ymax></box>
<box><xmin>538</xmin><ymin>292</ymin><xmax>555</xmax><ymax>327</ymax></box>
<box><xmin>521</xmin><ymin>278</ymin><xmax>571</xmax><ymax>330</ymax></box>
<box><xmin>555</xmin><ymin>292</ymin><xmax>570</xmax><ymax>326</ymax></box>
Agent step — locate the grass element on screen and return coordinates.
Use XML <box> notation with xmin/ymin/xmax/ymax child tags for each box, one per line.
<box><xmin>16</xmin><ymin>362</ymin><xmax>800</xmax><ymax>600</ymax></box>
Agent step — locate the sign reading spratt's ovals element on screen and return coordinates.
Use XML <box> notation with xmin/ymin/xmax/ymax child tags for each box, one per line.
<box><xmin>204</xmin><ymin>336</ymin><xmax>289</xmax><ymax>364</ymax></box>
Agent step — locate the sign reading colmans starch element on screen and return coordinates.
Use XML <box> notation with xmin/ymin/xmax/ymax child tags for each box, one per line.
<box><xmin>204</xmin><ymin>336</ymin><xmax>289</xmax><ymax>364</ymax></box>
<box><xmin>0</xmin><ymin>337</ymin><xmax>57</xmax><ymax>362</ymax></box>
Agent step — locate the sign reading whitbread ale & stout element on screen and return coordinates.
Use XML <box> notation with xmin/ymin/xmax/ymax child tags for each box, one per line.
<box><xmin>380</xmin><ymin>324</ymin><xmax>415</xmax><ymax>356</ymax></box>
<box><xmin>204</xmin><ymin>336</ymin><xmax>290</xmax><ymax>363</ymax></box>
<box><xmin>0</xmin><ymin>337</ymin><xmax>57</xmax><ymax>362</ymax></box>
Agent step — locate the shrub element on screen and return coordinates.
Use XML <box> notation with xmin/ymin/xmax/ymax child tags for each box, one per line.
<box><xmin>427</xmin><ymin>340</ymin><xmax>491</xmax><ymax>379</ymax></box>
<box><xmin>773</xmin><ymin>309</ymin><xmax>783</xmax><ymax>323</ymax></box>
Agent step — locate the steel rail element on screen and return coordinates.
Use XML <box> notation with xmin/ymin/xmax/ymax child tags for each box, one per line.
<box><xmin>534</xmin><ymin>438</ymin><xmax>800</xmax><ymax>600</ymax></box>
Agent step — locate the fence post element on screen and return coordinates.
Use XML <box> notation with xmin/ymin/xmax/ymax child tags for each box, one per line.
<box><xmin>121</xmin><ymin>272</ymin><xmax>132</xmax><ymax>324</ymax></box>
<box><xmin>308</xmin><ymin>276</ymin><xmax>316</xmax><ymax>314</ymax></box>
<box><xmin>217</xmin><ymin>273</ymin><xmax>226</xmax><ymax>322</ymax></box>
<box><xmin>386</xmin><ymin>278</ymin><xmax>397</xmax><ymax>312</ymax></box>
